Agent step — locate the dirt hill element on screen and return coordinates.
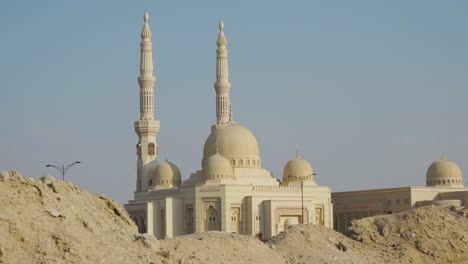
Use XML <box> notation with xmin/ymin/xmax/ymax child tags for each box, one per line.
<box><xmin>0</xmin><ymin>170</ymin><xmax>281</xmax><ymax>264</ymax></box>
<box><xmin>347</xmin><ymin>205</ymin><xmax>468</xmax><ymax>264</ymax></box>
<box><xmin>0</xmin><ymin>170</ymin><xmax>159</xmax><ymax>264</ymax></box>
<box><xmin>269</xmin><ymin>224</ymin><xmax>397</xmax><ymax>264</ymax></box>
<box><xmin>1</xmin><ymin>170</ymin><xmax>468</xmax><ymax>264</ymax></box>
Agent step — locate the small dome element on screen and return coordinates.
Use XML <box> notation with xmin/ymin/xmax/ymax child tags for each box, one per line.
<box><xmin>153</xmin><ymin>160</ymin><xmax>181</xmax><ymax>188</ymax></box>
<box><xmin>283</xmin><ymin>155</ymin><xmax>315</xmax><ymax>184</ymax></box>
<box><xmin>426</xmin><ymin>157</ymin><xmax>463</xmax><ymax>187</ymax></box>
<box><xmin>202</xmin><ymin>153</ymin><xmax>234</xmax><ymax>180</ymax></box>
<box><xmin>203</xmin><ymin>121</ymin><xmax>261</xmax><ymax>168</ymax></box>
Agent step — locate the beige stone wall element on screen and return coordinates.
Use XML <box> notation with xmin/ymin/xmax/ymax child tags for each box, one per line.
<box><xmin>126</xmin><ymin>180</ymin><xmax>332</xmax><ymax>240</ymax></box>
<box><xmin>332</xmin><ymin>187</ymin><xmax>468</xmax><ymax>233</ymax></box>
<box><xmin>332</xmin><ymin>187</ymin><xmax>412</xmax><ymax>232</ymax></box>
<box><xmin>438</xmin><ymin>191</ymin><xmax>468</xmax><ymax>205</ymax></box>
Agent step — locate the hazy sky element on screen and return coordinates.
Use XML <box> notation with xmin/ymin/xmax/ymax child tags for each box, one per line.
<box><xmin>1</xmin><ymin>1</ymin><xmax>467</xmax><ymax>203</ymax></box>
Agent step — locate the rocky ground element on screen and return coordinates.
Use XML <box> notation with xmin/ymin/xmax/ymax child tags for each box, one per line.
<box><xmin>347</xmin><ymin>205</ymin><xmax>468</xmax><ymax>264</ymax></box>
<box><xmin>0</xmin><ymin>170</ymin><xmax>280</xmax><ymax>264</ymax></box>
<box><xmin>158</xmin><ymin>232</ymin><xmax>284</xmax><ymax>264</ymax></box>
<box><xmin>0</xmin><ymin>170</ymin><xmax>159</xmax><ymax>264</ymax></box>
<box><xmin>269</xmin><ymin>224</ymin><xmax>397</xmax><ymax>264</ymax></box>
<box><xmin>1</xmin><ymin>170</ymin><xmax>468</xmax><ymax>264</ymax></box>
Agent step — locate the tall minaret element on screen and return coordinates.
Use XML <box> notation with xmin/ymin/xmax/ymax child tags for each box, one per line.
<box><xmin>134</xmin><ymin>11</ymin><xmax>160</xmax><ymax>192</ymax></box>
<box><xmin>214</xmin><ymin>19</ymin><xmax>232</xmax><ymax>124</ymax></box>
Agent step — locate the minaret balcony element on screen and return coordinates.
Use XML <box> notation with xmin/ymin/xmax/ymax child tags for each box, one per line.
<box><xmin>135</xmin><ymin>120</ymin><xmax>160</xmax><ymax>134</ymax></box>
<box><xmin>214</xmin><ymin>82</ymin><xmax>231</xmax><ymax>92</ymax></box>
<box><xmin>138</xmin><ymin>76</ymin><xmax>155</xmax><ymax>85</ymax></box>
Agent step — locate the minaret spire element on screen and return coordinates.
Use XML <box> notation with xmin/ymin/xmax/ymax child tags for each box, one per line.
<box><xmin>134</xmin><ymin>11</ymin><xmax>160</xmax><ymax>192</ymax></box>
<box><xmin>139</xmin><ymin>11</ymin><xmax>155</xmax><ymax>120</ymax></box>
<box><xmin>214</xmin><ymin>18</ymin><xmax>232</xmax><ymax>125</ymax></box>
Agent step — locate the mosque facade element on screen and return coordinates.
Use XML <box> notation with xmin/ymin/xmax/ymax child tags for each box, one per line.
<box><xmin>332</xmin><ymin>156</ymin><xmax>468</xmax><ymax>233</ymax></box>
<box><xmin>125</xmin><ymin>12</ymin><xmax>468</xmax><ymax>239</ymax></box>
<box><xmin>124</xmin><ymin>12</ymin><xmax>333</xmax><ymax>240</ymax></box>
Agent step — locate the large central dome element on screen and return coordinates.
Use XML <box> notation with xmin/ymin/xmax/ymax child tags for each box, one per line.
<box><xmin>203</xmin><ymin>121</ymin><xmax>261</xmax><ymax>168</ymax></box>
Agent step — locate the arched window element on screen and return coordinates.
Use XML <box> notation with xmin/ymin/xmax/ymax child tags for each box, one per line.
<box><xmin>207</xmin><ymin>205</ymin><xmax>217</xmax><ymax>222</ymax></box>
<box><xmin>209</xmin><ymin>214</ymin><xmax>216</xmax><ymax>222</ymax></box>
<box><xmin>231</xmin><ymin>213</ymin><xmax>238</xmax><ymax>222</ymax></box>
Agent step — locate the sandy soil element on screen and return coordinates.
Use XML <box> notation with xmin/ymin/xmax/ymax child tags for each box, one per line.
<box><xmin>1</xmin><ymin>170</ymin><xmax>467</xmax><ymax>264</ymax></box>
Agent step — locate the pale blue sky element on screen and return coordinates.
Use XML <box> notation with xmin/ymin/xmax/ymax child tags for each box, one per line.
<box><xmin>1</xmin><ymin>1</ymin><xmax>467</xmax><ymax>203</ymax></box>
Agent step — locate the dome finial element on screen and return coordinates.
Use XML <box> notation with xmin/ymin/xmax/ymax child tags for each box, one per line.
<box><xmin>441</xmin><ymin>152</ymin><xmax>445</xmax><ymax>160</ymax></box>
<box><xmin>219</xmin><ymin>18</ymin><xmax>224</xmax><ymax>31</ymax></box>
<box><xmin>165</xmin><ymin>156</ymin><xmax>168</xmax><ymax>162</ymax></box>
<box><xmin>141</xmin><ymin>11</ymin><xmax>152</xmax><ymax>38</ymax></box>
<box><xmin>296</xmin><ymin>149</ymin><xmax>300</xmax><ymax>158</ymax></box>
<box><xmin>217</xmin><ymin>19</ymin><xmax>227</xmax><ymax>46</ymax></box>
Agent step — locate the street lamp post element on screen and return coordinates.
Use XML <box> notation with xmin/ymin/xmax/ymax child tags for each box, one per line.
<box><xmin>288</xmin><ymin>173</ymin><xmax>316</xmax><ymax>224</ymax></box>
<box><xmin>45</xmin><ymin>161</ymin><xmax>81</xmax><ymax>181</ymax></box>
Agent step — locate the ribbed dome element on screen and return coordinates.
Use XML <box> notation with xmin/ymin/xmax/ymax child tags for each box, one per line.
<box><xmin>202</xmin><ymin>153</ymin><xmax>234</xmax><ymax>180</ymax></box>
<box><xmin>203</xmin><ymin>122</ymin><xmax>261</xmax><ymax>168</ymax></box>
<box><xmin>426</xmin><ymin>158</ymin><xmax>463</xmax><ymax>187</ymax></box>
<box><xmin>153</xmin><ymin>160</ymin><xmax>181</xmax><ymax>188</ymax></box>
<box><xmin>283</xmin><ymin>156</ymin><xmax>315</xmax><ymax>184</ymax></box>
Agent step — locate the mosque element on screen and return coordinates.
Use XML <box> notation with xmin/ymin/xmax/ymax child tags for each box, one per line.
<box><xmin>332</xmin><ymin>155</ymin><xmax>468</xmax><ymax>233</ymax></box>
<box><xmin>124</xmin><ymin>12</ymin><xmax>333</xmax><ymax>240</ymax></box>
<box><xmin>125</xmin><ymin>12</ymin><xmax>468</xmax><ymax>238</ymax></box>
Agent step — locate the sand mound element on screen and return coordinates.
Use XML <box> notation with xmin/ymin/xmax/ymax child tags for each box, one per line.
<box><xmin>269</xmin><ymin>224</ymin><xmax>396</xmax><ymax>264</ymax></box>
<box><xmin>157</xmin><ymin>232</ymin><xmax>284</xmax><ymax>264</ymax></box>
<box><xmin>348</xmin><ymin>205</ymin><xmax>468</xmax><ymax>264</ymax></box>
<box><xmin>271</xmin><ymin>206</ymin><xmax>468</xmax><ymax>264</ymax></box>
<box><xmin>2</xmin><ymin>170</ymin><xmax>468</xmax><ymax>264</ymax></box>
<box><xmin>0</xmin><ymin>170</ymin><xmax>282</xmax><ymax>264</ymax></box>
<box><xmin>0</xmin><ymin>170</ymin><xmax>160</xmax><ymax>264</ymax></box>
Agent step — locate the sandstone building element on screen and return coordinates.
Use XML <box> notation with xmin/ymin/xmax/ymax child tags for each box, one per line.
<box><xmin>332</xmin><ymin>155</ymin><xmax>468</xmax><ymax>233</ymax></box>
<box><xmin>125</xmin><ymin>12</ymin><xmax>333</xmax><ymax>240</ymax></box>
